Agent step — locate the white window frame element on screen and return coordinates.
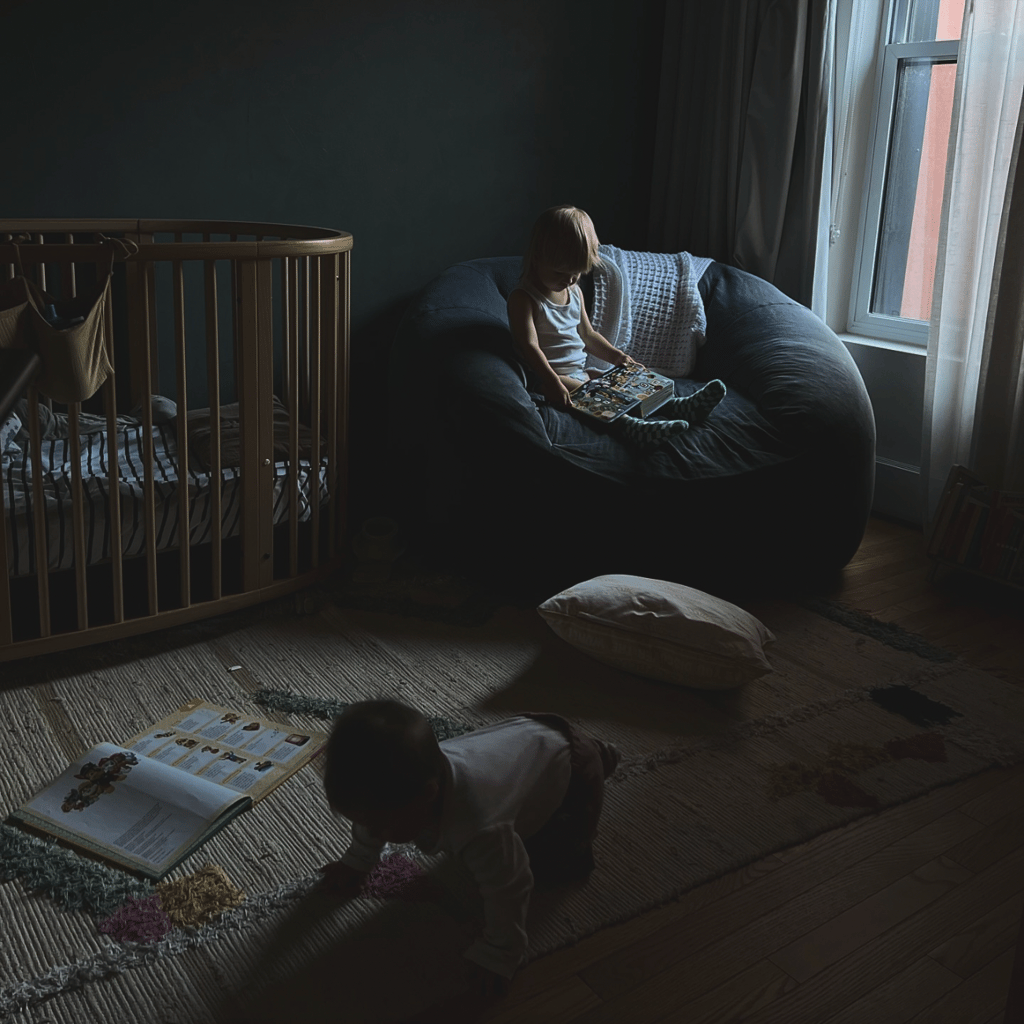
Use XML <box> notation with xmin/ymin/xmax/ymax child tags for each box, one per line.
<box><xmin>843</xmin><ymin>3</ymin><xmax>960</xmax><ymax>348</ymax></box>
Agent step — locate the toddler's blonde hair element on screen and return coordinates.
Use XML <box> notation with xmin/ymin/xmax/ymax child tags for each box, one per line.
<box><xmin>522</xmin><ymin>205</ymin><xmax>602</xmax><ymax>284</ymax></box>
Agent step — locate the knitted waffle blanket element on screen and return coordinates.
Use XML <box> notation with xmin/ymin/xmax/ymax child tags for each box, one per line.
<box><xmin>589</xmin><ymin>244</ymin><xmax>713</xmax><ymax>378</ymax></box>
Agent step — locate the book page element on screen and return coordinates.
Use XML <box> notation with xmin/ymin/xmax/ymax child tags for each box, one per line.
<box><xmin>124</xmin><ymin>701</ymin><xmax>326</xmax><ymax>802</ymax></box>
<box><xmin>570</xmin><ymin>366</ymin><xmax>674</xmax><ymax>422</ymax></box>
<box><xmin>19</xmin><ymin>742</ymin><xmax>245</xmax><ymax>874</ymax></box>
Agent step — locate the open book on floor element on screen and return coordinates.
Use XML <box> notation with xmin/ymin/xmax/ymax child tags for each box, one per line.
<box><xmin>7</xmin><ymin>700</ymin><xmax>327</xmax><ymax>880</ymax></box>
<box><xmin>569</xmin><ymin>364</ymin><xmax>675</xmax><ymax>422</ymax></box>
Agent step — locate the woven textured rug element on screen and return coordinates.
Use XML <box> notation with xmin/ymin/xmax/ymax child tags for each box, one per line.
<box><xmin>1</xmin><ymin>593</ymin><xmax>1023</xmax><ymax>1024</ymax></box>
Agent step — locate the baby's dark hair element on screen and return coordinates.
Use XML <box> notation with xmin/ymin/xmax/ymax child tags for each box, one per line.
<box><xmin>323</xmin><ymin>699</ymin><xmax>444</xmax><ymax>812</ymax></box>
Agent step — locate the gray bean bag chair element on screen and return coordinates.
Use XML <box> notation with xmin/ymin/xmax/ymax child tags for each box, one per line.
<box><xmin>388</xmin><ymin>256</ymin><xmax>875</xmax><ymax>596</ymax></box>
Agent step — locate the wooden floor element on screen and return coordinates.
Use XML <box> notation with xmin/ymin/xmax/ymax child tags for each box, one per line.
<box><xmin>480</xmin><ymin>515</ymin><xmax>1024</xmax><ymax>1024</ymax></box>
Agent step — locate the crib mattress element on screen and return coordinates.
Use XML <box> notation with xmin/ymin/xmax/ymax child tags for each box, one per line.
<box><xmin>2</xmin><ymin>423</ymin><xmax>329</xmax><ymax>577</ymax></box>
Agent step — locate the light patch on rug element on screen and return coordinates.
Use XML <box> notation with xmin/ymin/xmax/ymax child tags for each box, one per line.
<box><xmin>0</xmin><ymin>599</ymin><xmax>1022</xmax><ymax>1023</ymax></box>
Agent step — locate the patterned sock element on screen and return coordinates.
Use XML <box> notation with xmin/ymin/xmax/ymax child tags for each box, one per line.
<box><xmin>660</xmin><ymin>379</ymin><xmax>726</xmax><ymax>424</ymax></box>
<box><xmin>614</xmin><ymin>414</ymin><xmax>690</xmax><ymax>449</ymax></box>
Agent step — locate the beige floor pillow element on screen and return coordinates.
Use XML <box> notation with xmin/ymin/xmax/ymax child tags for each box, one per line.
<box><xmin>537</xmin><ymin>574</ymin><xmax>775</xmax><ymax>690</ymax></box>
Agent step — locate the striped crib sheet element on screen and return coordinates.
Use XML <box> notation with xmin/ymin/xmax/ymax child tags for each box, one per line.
<box><xmin>2</xmin><ymin>423</ymin><xmax>328</xmax><ymax>577</ymax></box>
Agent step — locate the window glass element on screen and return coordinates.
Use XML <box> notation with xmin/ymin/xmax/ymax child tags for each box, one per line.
<box><xmin>872</xmin><ymin>58</ymin><xmax>957</xmax><ymax>320</ymax></box>
<box><xmin>890</xmin><ymin>0</ymin><xmax>965</xmax><ymax>43</ymax></box>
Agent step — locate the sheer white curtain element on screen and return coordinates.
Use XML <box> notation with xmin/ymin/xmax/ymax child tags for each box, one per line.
<box><xmin>922</xmin><ymin>0</ymin><xmax>1024</xmax><ymax>526</ymax></box>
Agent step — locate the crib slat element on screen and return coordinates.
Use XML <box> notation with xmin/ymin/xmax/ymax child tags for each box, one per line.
<box><xmin>26</xmin><ymin>390</ymin><xmax>51</xmax><ymax>637</ymax></box>
<box><xmin>237</xmin><ymin>258</ymin><xmax>275</xmax><ymax>590</ymax></box>
<box><xmin>173</xmin><ymin>258</ymin><xmax>191</xmax><ymax>609</ymax></box>
<box><xmin>256</xmin><ymin>259</ymin><xmax>275</xmax><ymax>587</ymax></box>
<box><xmin>298</xmin><ymin>257</ymin><xmax>311</xmax><ymax>567</ymax></box>
<box><xmin>300</xmin><ymin>257</ymin><xmax>311</xmax><ymax>422</ymax></box>
<box><xmin>281</xmin><ymin>258</ymin><xmax>290</xmax><ymax>421</ymax></box>
<box><xmin>93</xmin><ymin>232</ymin><xmax>123</xmax><ymax>624</ymax></box>
<box><xmin>103</xmin><ymin>370</ymin><xmax>124</xmax><ymax>624</ymax></box>
<box><xmin>286</xmin><ymin>257</ymin><xmax>300</xmax><ymax>577</ymax></box>
<box><xmin>146</xmin><ymin>251</ymin><xmax>160</xmax><ymax>396</ymax></box>
<box><xmin>309</xmin><ymin>257</ymin><xmax>321</xmax><ymax>566</ymax></box>
<box><xmin>29</xmin><ymin>242</ymin><xmax>55</xmax><ymax>423</ymax></box>
<box><xmin>61</xmin><ymin>241</ymin><xmax>75</xmax><ymax>307</ymax></box>
<box><xmin>0</xmin><ymin>441</ymin><xmax>12</xmax><ymax>646</ymax></box>
<box><xmin>238</xmin><ymin>260</ymin><xmax>260</xmax><ymax>591</ymax></box>
<box><xmin>66</xmin><ymin>404</ymin><xmax>90</xmax><ymax>630</ymax></box>
<box><xmin>321</xmin><ymin>253</ymin><xmax>340</xmax><ymax>559</ymax></box>
<box><xmin>127</xmin><ymin>232</ymin><xmax>159</xmax><ymax>410</ymax></box>
<box><xmin>231</xmin><ymin>234</ymin><xmax>240</xmax><ymax>412</ymax></box>
<box><xmin>337</xmin><ymin>250</ymin><xmax>351</xmax><ymax>551</ymax></box>
<box><xmin>34</xmin><ymin>234</ymin><xmax>46</xmax><ymax>292</ymax></box>
<box><xmin>64</xmin><ymin>249</ymin><xmax>90</xmax><ymax>631</ymax></box>
<box><xmin>132</xmin><ymin>255</ymin><xmax>160</xmax><ymax>615</ymax></box>
<box><xmin>204</xmin><ymin>257</ymin><xmax>223</xmax><ymax>601</ymax></box>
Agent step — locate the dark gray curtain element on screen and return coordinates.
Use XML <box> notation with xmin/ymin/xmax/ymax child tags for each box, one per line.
<box><xmin>649</xmin><ymin>0</ymin><xmax>831</xmax><ymax>307</ymax></box>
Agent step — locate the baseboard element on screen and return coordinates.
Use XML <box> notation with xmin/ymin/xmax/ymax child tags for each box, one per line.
<box><xmin>872</xmin><ymin>458</ymin><xmax>923</xmax><ymax>526</ymax></box>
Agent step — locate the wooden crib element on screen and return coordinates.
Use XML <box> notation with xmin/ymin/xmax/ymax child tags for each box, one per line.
<box><xmin>0</xmin><ymin>219</ymin><xmax>352</xmax><ymax>662</ymax></box>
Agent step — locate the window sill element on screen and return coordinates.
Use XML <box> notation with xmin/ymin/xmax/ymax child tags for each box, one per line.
<box><xmin>834</xmin><ymin>331</ymin><xmax>927</xmax><ymax>357</ymax></box>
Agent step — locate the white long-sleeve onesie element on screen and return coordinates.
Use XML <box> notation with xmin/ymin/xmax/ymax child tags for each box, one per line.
<box><xmin>340</xmin><ymin>715</ymin><xmax>572</xmax><ymax>978</ymax></box>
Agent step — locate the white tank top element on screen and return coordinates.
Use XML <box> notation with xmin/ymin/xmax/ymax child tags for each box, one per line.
<box><xmin>517</xmin><ymin>282</ymin><xmax>587</xmax><ymax>376</ymax></box>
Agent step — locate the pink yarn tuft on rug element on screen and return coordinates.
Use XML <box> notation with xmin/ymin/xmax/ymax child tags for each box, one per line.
<box><xmin>98</xmin><ymin>894</ymin><xmax>173</xmax><ymax>943</ymax></box>
<box><xmin>360</xmin><ymin>853</ymin><xmax>438</xmax><ymax>902</ymax></box>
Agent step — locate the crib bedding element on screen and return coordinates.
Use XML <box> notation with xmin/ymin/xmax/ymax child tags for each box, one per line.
<box><xmin>1</xmin><ymin>421</ymin><xmax>328</xmax><ymax>577</ymax></box>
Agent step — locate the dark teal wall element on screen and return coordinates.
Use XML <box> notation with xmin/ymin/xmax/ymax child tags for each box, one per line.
<box><xmin>4</xmin><ymin>0</ymin><xmax>663</xmax><ymax>336</ymax></box>
<box><xmin>4</xmin><ymin>0</ymin><xmax>665</xmax><ymax>514</ymax></box>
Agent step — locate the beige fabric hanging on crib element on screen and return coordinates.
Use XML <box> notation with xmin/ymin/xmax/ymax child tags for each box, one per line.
<box><xmin>0</xmin><ymin>236</ymin><xmax>135</xmax><ymax>404</ymax></box>
<box><xmin>0</xmin><ymin>277</ymin><xmax>31</xmax><ymax>352</ymax></box>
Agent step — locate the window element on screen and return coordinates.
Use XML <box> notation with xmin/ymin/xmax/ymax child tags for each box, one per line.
<box><xmin>847</xmin><ymin>0</ymin><xmax>965</xmax><ymax>346</ymax></box>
